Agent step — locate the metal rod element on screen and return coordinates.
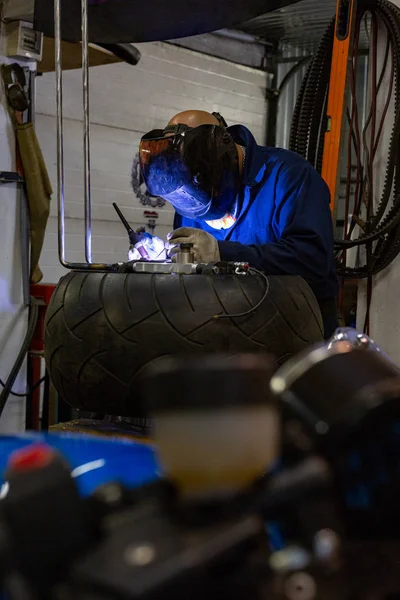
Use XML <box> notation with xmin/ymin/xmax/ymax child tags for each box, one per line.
<box><xmin>54</xmin><ymin>0</ymin><xmax>113</xmax><ymax>271</ymax></box>
<box><xmin>54</xmin><ymin>0</ymin><xmax>67</xmax><ymax>268</ymax></box>
<box><xmin>28</xmin><ymin>70</ymin><xmax>36</xmax><ymax>125</ymax></box>
<box><xmin>82</xmin><ymin>0</ymin><xmax>92</xmax><ymax>263</ymax></box>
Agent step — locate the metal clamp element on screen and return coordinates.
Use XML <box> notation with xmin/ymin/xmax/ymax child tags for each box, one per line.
<box><xmin>0</xmin><ymin>171</ymin><xmax>24</xmax><ymax>184</ymax></box>
<box><xmin>175</xmin><ymin>243</ymin><xmax>195</xmax><ymax>264</ymax></box>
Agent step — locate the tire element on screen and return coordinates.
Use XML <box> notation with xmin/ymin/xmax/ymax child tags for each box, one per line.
<box><xmin>44</xmin><ymin>271</ymin><xmax>323</xmax><ymax>416</ymax></box>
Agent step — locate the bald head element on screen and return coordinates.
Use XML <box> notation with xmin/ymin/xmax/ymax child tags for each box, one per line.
<box><xmin>167</xmin><ymin>109</ymin><xmax>244</xmax><ymax>176</ymax></box>
<box><xmin>168</xmin><ymin>110</ymin><xmax>221</xmax><ymax>128</ymax></box>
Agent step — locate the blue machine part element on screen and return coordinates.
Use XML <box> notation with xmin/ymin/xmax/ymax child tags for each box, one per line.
<box><xmin>0</xmin><ymin>434</ymin><xmax>159</xmax><ymax>497</ymax></box>
<box><xmin>342</xmin><ymin>419</ymin><xmax>400</xmax><ymax>510</ymax></box>
<box><xmin>2</xmin><ymin>418</ymin><xmax>400</xmax><ymax>545</ymax></box>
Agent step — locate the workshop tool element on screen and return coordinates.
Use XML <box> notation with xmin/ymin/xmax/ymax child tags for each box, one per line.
<box><xmin>3</xmin><ymin>342</ymin><xmax>400</xmax><ymax>598</ymax></box>
<box><xmin>112</xmin><ymin>203</ymin><xmax>245</xmax><ymax>270</ymax></box>
<box><xmin>327</xmin><ymin>326</ymin><xmax>399</xmax><ymax>366</ymax></box>
<box><xmin>1</xmin><ymin>64</ymin><xmax>29</xmax><ymax>114</ymax></box>
<box><xmin>113</xmin><ymin>203</ymin><xmax>200</xmax><ymax>264</ymax></box>
<box><xmin>112</xmin><ymin>202</ymin><xmax>151</xmax><ymax>260</ymax></box>
<box><xmin>0</xmin><ymin>355</ymin><xmax>338</xmax><ymax>600</ymax></box>
<box><xmin>175</xmin><ymin>243</ymin><xmax>195</xmax><ymax>264</ymax></box>
<box><xmin>321</xmin><ymin>0</ymin><xmax>358</xmax><ymax>213</ymax></box>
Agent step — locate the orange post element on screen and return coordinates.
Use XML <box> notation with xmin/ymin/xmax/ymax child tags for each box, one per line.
<box><xmin>321</xmin><ymin>0</ymin><xmax>358</xmax><ymax>213</ymax></box>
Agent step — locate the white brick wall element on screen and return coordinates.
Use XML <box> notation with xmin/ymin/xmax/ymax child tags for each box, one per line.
<box><xmin>35</xmin><ymin>41</ymin><xmax>268</xmax><ymax>283</ymax></box>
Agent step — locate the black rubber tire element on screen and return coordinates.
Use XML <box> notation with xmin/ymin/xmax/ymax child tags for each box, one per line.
<box><xmin>44</xmin><ymin>271</ymin><xmax>323</xmax><ymax>416</ymax></box>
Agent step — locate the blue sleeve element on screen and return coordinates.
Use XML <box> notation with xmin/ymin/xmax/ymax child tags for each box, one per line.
<box><xmin>218</xmin><ymin>164</ymin><xmax>337</xmax><ymax>298</ymax></box>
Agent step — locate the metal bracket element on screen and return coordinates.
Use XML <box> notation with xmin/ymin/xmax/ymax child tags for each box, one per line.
<box><xmin>118</xmin><ymin>260</ymin><xmax>251</xmax><ymax>276</ymax></box>
<box><xmin>131</xmin><ymin>262</ymin><xmax>198</xmax><ymax>275</ymax></box>
<box><xmin>0</xmin><ymin>171</ymin><xmax>24</xmax><ymax>184</ymax></box>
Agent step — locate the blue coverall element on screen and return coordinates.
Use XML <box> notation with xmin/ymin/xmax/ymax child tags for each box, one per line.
<box><xmin>174</xmin><ymin>125</ymin><xmax>339</xmax><ymax>338</ymax></box>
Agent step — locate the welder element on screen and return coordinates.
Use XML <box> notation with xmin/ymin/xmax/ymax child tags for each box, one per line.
<box><xmin>136</xmin><ymin>110</ymin><xmax>339</xmax><ymax>338</ymax></box>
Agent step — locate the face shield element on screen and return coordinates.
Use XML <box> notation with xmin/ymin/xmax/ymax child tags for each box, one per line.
<box><xmin>139</xmin><ymin>124</ymin><xmax>239</xmax><ymax>221</ymax></box>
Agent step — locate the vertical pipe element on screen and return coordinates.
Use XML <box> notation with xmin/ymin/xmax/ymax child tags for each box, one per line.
<box><xmin>54</xmin><ymin>0</ymin><xmax>111</xmax><ymax>271</ymax></box>
<box><xmin>82</xmin><ymin>0</ymin><xmax>92</xmax><ymax>263</ymax></box>
<box><xmin>265</xmin><ymin>51</ymin><xmax>278</xmax><ymax>147</ymax></box>
<box><xmin>41</xmin><ymin>370</ymin><xmax>50</xmax><ymax>432</ymax></box>
<box><xmin>26</xmin><ymin>356</ymin><xmax>33</xmax><ymax>430</ymax></box>
<box><xmin>28</xmin><ymin>70</ymin><xmax>36</xmax><ymax>126</ymax></box>
<box><xmin>54</xmin><ymin>0</ymin><xmax>67</xmax><ymax>268</ymax></box>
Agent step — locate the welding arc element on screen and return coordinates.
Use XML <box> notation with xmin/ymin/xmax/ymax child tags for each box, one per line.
<box><xmin>290</xmin><ymin>0</ymin><xmax>400</xmax><ymax>280</ymax></box>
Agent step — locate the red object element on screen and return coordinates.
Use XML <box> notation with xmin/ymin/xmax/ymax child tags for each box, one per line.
<box><xmin>30</xmin><ymin>283</ymin><xmax>56</xmax><ymax>353</ymax></box>
<box><xmin>29</xmin><ymin>283</ymin><xmax>56</xmax><ymax>430</ymax></box>
<box><xmin>9</xmin><ymin>444</ymin><xmax>54</xmax><ymax>472</ymax></box>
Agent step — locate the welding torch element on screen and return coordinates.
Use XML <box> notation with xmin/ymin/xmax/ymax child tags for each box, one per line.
<box><xmin>112</xmin><ymin>202</ymin><xmax>151</xmax><ymax>260</ymax></box>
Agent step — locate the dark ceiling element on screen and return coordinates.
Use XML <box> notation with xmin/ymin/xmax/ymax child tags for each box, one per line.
<box><xmin>241</xmin><ymin>0</ymin><xmax>337</xmax><ymax>50</ymax></box>
<box><xmin>34</xmin><ymin>0</ymin><xmax>303</xmax><ymax>44</ymax></box>
<box><xmin>170</xmin><ymin>0</ymin><xmax>339</xmax><ymax>69</ymax></box>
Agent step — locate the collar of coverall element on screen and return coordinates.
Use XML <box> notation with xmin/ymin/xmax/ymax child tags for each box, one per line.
<box><xmin>205</xmin><ymin>126</ymin><xmax>264</xmax><ymax>230</ymax></box>
<box><xmin>227</xmin><ymin>124</ymin><xmax>268</xmax><ymax>188</ymax></box>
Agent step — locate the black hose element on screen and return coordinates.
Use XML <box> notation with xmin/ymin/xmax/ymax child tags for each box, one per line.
<box><xmin>289</xmin><ymin>19</ymin><xmax>335</xmax><ymax>170</ymax></box>
<box><xmin>0</xmin><ymin>297</ymin><xmax>39</xmax><ymax>420</ymax></box>
<box><xmin>0</xmin><ymin>375</ymin><xmax>46</xmax><ymax>398</ymax></box>
<box><xmin>338</xmin><ymin>0</ymin><xmax>400</xmax><ymax>278</ymax></box>
<box><xmin>305</xmin><ymin>22</ymin><xmax>335</xmax><ymax>169</ymax></box>
<box><xmin>289</xmin><ymin>60</ymin><xmax>310</xmax><ymax>153</ymax></box>
<box><xmin>278</xmin><ymin>56</ymin><xmax>311</xmax><ymax>94</ymax></box>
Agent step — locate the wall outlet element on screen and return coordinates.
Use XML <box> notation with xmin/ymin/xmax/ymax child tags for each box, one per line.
<box><xmin>6</xmin><ymin>20</ymin><xmax>43</xmax><ymax>61</ymax></box>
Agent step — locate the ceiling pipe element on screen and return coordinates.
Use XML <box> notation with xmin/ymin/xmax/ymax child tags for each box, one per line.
<box><xmin>214</xmin><ymin>28</ymin><xmax>273</xmax><ymax>47</ymax></box>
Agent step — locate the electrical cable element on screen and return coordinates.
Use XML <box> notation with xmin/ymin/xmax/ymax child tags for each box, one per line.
<box><xmin>340</xmin><ymin>32</ymin><xmax>390</xmax><ymax>248</ymax></box>
<box><xmin>290</xmin><ymin>0</ymin><xmax>400</xmax><ymax>282</ymax></box>
<box><xmin>336</xmin><ymin>2</ymin><xmax>400</xmax><ymax>276</ymax></box>
<box><xmin>278</xmin><ymin>56</ymin><xmax>311</xmax><ymax>94</ymax></box>
<box><xmin>0</xmin><ymin>376</ymin><xmax>46</xmax><ymax>398</ymax></box>
<box><xmin>0</xmin><ymin>297</ymin><xmax>39</xmax><ymax>420</ymax></box>
<box><xmin>213</xmin><ymin>268</ymin><xmax>270</xmax><ymax>319</ymax></box>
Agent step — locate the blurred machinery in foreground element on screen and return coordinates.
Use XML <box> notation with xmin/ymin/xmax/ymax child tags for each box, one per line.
<box><xmin>1</xmin><ymin>331</ymin><xmax>400</xmax><ymax>599</ymax></box>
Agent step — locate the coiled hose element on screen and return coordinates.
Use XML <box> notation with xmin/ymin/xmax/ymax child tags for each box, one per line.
<box><xmin>289</xmin><ymin>0</ymin><xmax>400</xmax><ymax>280</ymax></box>
<box><xmin>289</xmin><ymin>19</ymin><xmax>335</xmax><ymax>171</ymax></box>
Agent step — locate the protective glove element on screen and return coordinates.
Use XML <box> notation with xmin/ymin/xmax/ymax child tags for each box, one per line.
<box><xmin>127</xmin><ymin>233</ymin><xmax>168</xmax><ymax>261</ymax></box>
<box><xmin>168</xmin><ymin>227</ymin><xmax>220</xmax><ymax>263</ymax></box>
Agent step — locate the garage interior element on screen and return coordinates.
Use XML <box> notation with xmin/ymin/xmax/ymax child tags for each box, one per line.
<box><xmin>1</xmin><ymin>0</ymin><xmax>400</xmax><ymax>597</ymax></box>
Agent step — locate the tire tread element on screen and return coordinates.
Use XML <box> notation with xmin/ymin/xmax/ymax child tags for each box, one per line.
<box><xmin>44</xmin><ymin>272</ymin><xmax>323</xmax><ymax>415</ymax></box>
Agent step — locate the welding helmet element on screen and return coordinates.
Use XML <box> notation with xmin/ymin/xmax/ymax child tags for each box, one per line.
<box><xmin>139</xmin><ymin>118</ymin><xmax>239</xmax><ymax>221</ymax></box>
